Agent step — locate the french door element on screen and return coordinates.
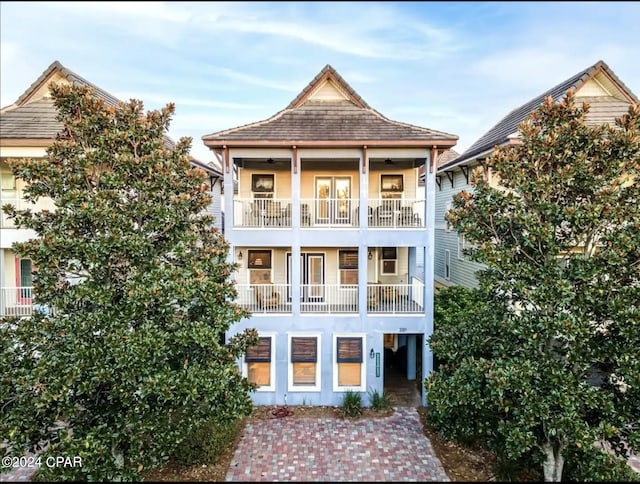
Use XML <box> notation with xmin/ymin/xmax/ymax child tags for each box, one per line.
<box><xmin>315</xmin><ymin>177</ymin><xmax>351</xmax><ymax>225</ymax></box>
<box><xmin>287</xmin><ymin>253</ymin><xmax>324</xmax><ymax>302</ymax></box>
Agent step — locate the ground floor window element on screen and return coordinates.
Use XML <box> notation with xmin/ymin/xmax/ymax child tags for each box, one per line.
<box><xmin>244</xmin><ymin>334</ymin><xmax>276</xmax><ymax>391</ymax></box>
<box><xmin>333</xmin><ymin>334</ymin><xmax>366</xmax><ymax>392</ymax></box>
<box><xmin>288</xmin><ymin>334</ymin><xmax>321</xmax><ymax>391</ymax></box>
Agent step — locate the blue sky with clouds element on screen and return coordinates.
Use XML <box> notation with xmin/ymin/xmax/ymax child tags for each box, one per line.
<box><xmin>2</xmin><ymin>1</ymin><xmax>639</xmax><ymax>164</ymax></box>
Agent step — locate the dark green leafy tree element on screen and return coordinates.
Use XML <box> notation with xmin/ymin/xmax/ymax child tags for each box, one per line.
<box><xmin>426</xmin><ymin>91</ymin><xmax>640</xmax><ymax>481</ymax></box>
<box><xmin>0</xmin><ymin>83</ymin><xmax>257</xmax><ymax>481</ymax></box>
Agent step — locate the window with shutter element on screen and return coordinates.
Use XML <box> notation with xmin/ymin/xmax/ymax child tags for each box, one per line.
<box><xmin>336</xmin><ymin>336</ymin><xmax>363</xmax><ymax>387</ymax></box>
<box><xmin>338</xmin><ymin>250</ymin><xmax>358</xmax><ymax>285</ymax></box>
<box><xmin>245</xmin><ymin>336</ymin><xmax>273</xmax><ymax>388</ymax></box>
<box><xmin>291</xmin><ymin>337</ymin><xmax>317</xmax><ymax>386</ymax></box>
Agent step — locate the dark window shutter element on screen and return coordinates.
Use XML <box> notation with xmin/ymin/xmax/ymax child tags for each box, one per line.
<box><xmin>291</xmin><ymin>337</ymin><xmax>317</xmax><ymax>362</ymax></box>
<box><xmin>245</xmin><ymin>337</ymin><xmax>271</xmax><ymax>362</ymax></box>
<box><xmin>382</xmin><ymin>247</ymin><xmax>397</xmax><ymax>260</ymax></box>
<box><xmin>337</xmin><ymin>337</ymin><xmax>362</xmax><ymax>363</ymax></box>
<box><xmin>339</xmin><ymin>250</ymin><xmax>358</xmax><ymax>269</ymax></box>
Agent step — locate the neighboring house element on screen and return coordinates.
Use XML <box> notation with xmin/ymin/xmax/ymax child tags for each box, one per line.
<box><xmin>434</xmin><ymin>60</ymin><xmax>638</xmax><ymax>289</ymax></box>
<box><xmin>0</xmin><ymin>60</ymin><xmax>222</xmax><ymax>317</ymax></box>
<box><xmin>202</xmin><ymin>65</ymin><xmax>458</xmax><ymax>406</ymax></box>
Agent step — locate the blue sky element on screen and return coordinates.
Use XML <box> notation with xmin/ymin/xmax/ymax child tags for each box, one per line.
<box><xmin>1</xmin><ymin>1</ymin><xmax>639</xmax><ymax>164</ymax></box>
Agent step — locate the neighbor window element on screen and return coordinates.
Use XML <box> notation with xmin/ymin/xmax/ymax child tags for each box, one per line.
<box><xmin>445</xmin><ymin>250</ymin><xmax>451</xmax><ymax>281</ymax></box>
<box><xmin>245</xmin><ymin>335</ymin><xmax>275</xmax><ymax>391</ymax></box>
<box><xmin>288</xmin><ymin>335</ymin><xmax>321</xmax><ymax>392</ymax></box>
<box><xmin>338</xmin><ymin>250</ymin><xmax>358</xmax><ymax>285</ymax></box>
<box><xmin>334</xmin><ymin>335</ymin><xmax>365</xmax><ymax>391</ymax></box>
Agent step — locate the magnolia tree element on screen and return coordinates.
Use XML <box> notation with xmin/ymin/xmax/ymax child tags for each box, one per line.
<box><xmin>0</xmin><ymin>83</ymin><xmax>257</xmax><ymax>481</ymax></box>
<box><xmin>426</xmin><ymin>91</ymin><xmax>640</xmax><ymax>481</ymax></box>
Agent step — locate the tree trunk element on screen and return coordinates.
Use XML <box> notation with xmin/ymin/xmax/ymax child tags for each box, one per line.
<box><xmin>542</xmin><ymin>442</ymin><xmax>565</xmax><ymax>481</ymax></box>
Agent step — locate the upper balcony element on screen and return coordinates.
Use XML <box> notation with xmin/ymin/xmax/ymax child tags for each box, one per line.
<box><xmin>232</xmin><ymin>197</ymin><xmax>424</xmax><ymax>229</ymax></box>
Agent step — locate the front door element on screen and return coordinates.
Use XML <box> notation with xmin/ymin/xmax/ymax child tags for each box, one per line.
<box><xmin>316</xmin><ymin>177</ymin><xmax>351</xmax><ymax>225</ymax></box>
<box><xmin>287</xmin><ymin>253</ymin><xmax>324</xmax><ymax>302</ymax></box>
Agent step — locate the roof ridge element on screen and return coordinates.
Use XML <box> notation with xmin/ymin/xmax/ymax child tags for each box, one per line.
<box><xmin>440</xmin><ymin>59</ymin><xmax>635</xmax><ymax>170</ymax></box>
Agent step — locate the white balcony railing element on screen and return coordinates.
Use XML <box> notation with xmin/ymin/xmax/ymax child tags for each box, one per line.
<box><xmin>300</xmin><ymin>199</ymin><xmax>359</xmax><ymax>228</ymax></box>
<box><xmin>235</xmin><ymin>283</ymin><xmax>291</xmax><ymax>313</ymax></box>
<box><xmin>233</xmin><ymin>199</ymin><xmax>292</xmax><ymax>228</ymax></box>
<box><xmin>1</xmin><ymin>196</ymin><xmax>53</xmax><ymax>228</ymax></box>
<box><xmin>299</xmin><ymin>284</ymin><xmax>358</xmax><ymax>313</ymax></box>
<box><xmin>1</xmin><ymin>287</ymin><xmax>34</xmax><ymax>317</ymax></box>
<box><xmin>367</xmin><ymin>282</ymin><xmax>424</xmax><ymax>313</ymax></box>
<box><xmin>368</xmin><ymin>199</ymin><xmax>424</xmax><ymax>228</ymax></box>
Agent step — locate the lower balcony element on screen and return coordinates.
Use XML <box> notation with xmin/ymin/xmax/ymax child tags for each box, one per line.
<box><xmin>1</xmin><ymin>287</ymin><xmax>34</xmax><ymax>317</ymax></box>
<box><xmin>235</xmin><ymin>281</ymin><xmax>424</xmax><ymax>315</ymax></box>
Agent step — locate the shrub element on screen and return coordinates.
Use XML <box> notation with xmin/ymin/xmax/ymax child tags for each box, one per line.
<box><xmin>171</xmin><ymin>418</ymin><xmax>243</xmax><ymax>467</ymax></box>
<box><xmin>341</xmin><ymin>391</ymin><xmax>362</xmax><ymax>417</ymax></box>
<box><xmin>564</xmin><ymin>445</ymin><xmax>640</xmax><ymax>482</ymax></box>
<box><xmin>368</xmin><ymin>387</ymin><xmax>391</xmax><ymax>411</ymax></box>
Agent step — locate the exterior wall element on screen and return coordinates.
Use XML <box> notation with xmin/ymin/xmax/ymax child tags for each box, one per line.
<box><xmin>434</xmin><ymin>163</ymin><xmax>485</xmax><ymax>288</ymax></box>
<box><xmin>207</xmin><ymin>177</ymin><xmax>223</xmax><ymax>231</ymax></box>
<box><xmin>223</xmin><ymin>146</ymin><xmax>434</xmax><ymax>407</ymax></box>
<box><xmin>1</xmin><ymin>157</ymin><xmax>51</xmax><ymax>249</ymax></box>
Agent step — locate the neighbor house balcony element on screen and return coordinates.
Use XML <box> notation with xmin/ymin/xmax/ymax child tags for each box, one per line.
<box><xmin>232</xmin><ymin>197</ymin><xmax>424</xmax><ymax>229</ymax></box>
<box><xmin>1</xmin><ymin>286</ymin><xmax>34</xmax><ymax>317</ymax></box>
<box><xmin>0</xmin><ymin>194</ymin><xmax>53</xmax><ymax>228</ymax></box>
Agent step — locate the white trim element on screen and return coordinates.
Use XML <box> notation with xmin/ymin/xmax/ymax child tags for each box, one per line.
<box><xmin>287</xmin><ymin>332</ymin><xmax>322</xmax><ymax>392</ymax></box>
<box><xmin>242</xmin><ymin>331</ymin><xmax>276</xmax><ymax>392</ymax></box>
<box><xmin>444</xmin><ymin>249</ymin><xmax>451</xmax><ymax>281</ymax></box>
<box><xmin>332</xmin><ymin>332</ymin><xmax>367</xmax><ymax>392</ymax></box>
<box><xmin>457</xmin><ymin>234</ymin><xmax>465</xmax><ymax>260</ymax></box>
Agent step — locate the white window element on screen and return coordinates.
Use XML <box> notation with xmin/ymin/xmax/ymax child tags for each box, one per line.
<box><xmin>1</xmin><ymin>167</ymin><xmax>16</xmax><ymax>191</ymax></box>
<box><xmin>445</xmin><ymin>250</ymin><xmax>451</xmax><ymax>280</ymax></box>
<box><xmin>288</xmin><ymin>333</ymin><xmax>321</xmax><ymax>392</ymax></box>
<box><xmin>458</xmin><ymin>234</ymin><xmax>465</xmax><ymax>260</ymax></box>
<box><xmin>333</xmin><ymin>334</ymin><xmax>366</xmax><ymax>392</ymax></box>
<box><xmin>338</xmin><ymin>250</ymin><xmax>358</xmax><ymax>285</ymax></box>
<box><xmin>243</xmin><ymin>333</ymin><xmax>276</xmax><ymax>392</ymax></box>
<box><xmin>381</xmin><ymin>247</ymin><xmax>397</xmax><ymax>275</ymax></box>
<box><xmin>248</xmin><ymin>249</ymin><xmax>272</xmax><ymax>284</ymax></box>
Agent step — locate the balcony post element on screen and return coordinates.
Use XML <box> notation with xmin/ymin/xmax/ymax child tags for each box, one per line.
<box><xmin>0</xmin><ymin>252</ymin><xmax>4</xmax><ymax>316</ymax></box>
<box><xmin>291</xmin><ymin>147</ymin><xmax>300</xmax><ymax>230</ymax></box>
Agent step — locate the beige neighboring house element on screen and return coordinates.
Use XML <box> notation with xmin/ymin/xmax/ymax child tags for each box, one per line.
<box><xmin>0</xmin><ymin>60</ymin><xmax>222</xmax><ymax>316</ymax></box>
<box><xmin>434</xmin><ymin>60</ymin><xmax>638</xmax><ymax>289</ymax></box>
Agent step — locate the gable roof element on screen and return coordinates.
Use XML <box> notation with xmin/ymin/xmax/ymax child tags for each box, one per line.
<box><xmin>1</xmin><ymin>60</ymin><xmax>121</xmax><ymax>142</ymax></box>
<box><xmin>440</xmin><ymin>60</ymin><xmax>638</xmax><ymax>171</ymax></box>
<box><xmin>202</xmin><ymin>64</ymin><xmax>458</xmax><ymax>148</ymax></box>
<box><xmin>0</xmin><ymin>60</ymin><xmax>210</xmax><ymax>169</ymax></box>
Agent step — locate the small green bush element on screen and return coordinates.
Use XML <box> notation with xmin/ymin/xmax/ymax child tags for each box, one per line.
<box><xmin>341</xmin><ymin>390</ymin><xmax>362</xmax><ymax>417</ymax></box>
<box><xmin>368</xmin><ymin>387</ymin><xmax>391</xmax><ymax>411</ymax></box>
<box><xmin>564</xmin><ymin>445</ymin><xmax>640</xmax><ymax>482</ymax></box>
<box><xmin>171</xmin><ymin>418</ymin><xmax>243</xmax><ymax>467</ymax></box>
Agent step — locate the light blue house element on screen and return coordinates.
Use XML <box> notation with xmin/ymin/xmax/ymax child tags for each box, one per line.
<box><xmin>433</xmin><ymin>60</ymin><xmax>638</xmax><ymax>289</ymax></box>
<box><xmin>202</xmin><ymin>65</ymin><xmax>458</xmax><ymax>407</ymax></box>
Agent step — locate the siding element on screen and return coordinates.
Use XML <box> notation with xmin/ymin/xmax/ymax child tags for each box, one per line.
<box><xmin>434</xmin><ymin>166</ymin><xmax>484</xmax><ymax>288</ymax></box>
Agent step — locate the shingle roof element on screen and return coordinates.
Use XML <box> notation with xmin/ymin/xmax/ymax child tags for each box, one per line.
<box><xmin>440</xmin><ymin>60</ymin><xmax>638</xmax><ymax>171</ymax></box>
<box><xmin>202</xmin><ymin>65</ymin><xmax>458</xmax><ymax>146</ymax></box>
<box><xmin>1</xmin><ymin>60</ymin><xmax>121</xmax><ymax>141</ymax></box>
<box><xmin>0</xmin><ymin>60</ymin><xmax>207</xmax><ymax>168</ymax></box>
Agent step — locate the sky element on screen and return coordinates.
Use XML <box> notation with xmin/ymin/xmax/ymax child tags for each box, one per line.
<box><xmin>1</xmin><ymin>1</ymin><xmax>639</xmax><ymax>165</ymax></box>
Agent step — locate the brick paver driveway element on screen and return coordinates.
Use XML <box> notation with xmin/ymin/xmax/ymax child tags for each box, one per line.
<box><xmin>225</xmin><ymin>407</ymin><xmax>449</xmax><ymax>482</ymax></box>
